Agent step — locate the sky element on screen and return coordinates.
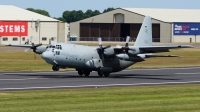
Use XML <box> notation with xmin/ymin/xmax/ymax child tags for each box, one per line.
<box><xmin>1</xmin><ymin>0</ymin><xmax>200</xmax><ymax>17</ymax></box>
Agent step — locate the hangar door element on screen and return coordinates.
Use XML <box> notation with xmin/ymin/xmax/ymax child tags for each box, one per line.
<box><xmin>80</xmin><ymin>23</ymin><xmax>160</xmax><ymax>42</ymax></box>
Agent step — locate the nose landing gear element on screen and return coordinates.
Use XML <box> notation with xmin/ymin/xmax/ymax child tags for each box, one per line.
<box><xmin>52</xmin><ymin>65</ymin><xmax>59</xmax><ymax>71</ymax></box>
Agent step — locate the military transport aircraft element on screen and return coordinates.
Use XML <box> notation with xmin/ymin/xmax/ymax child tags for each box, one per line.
<box><xmin>40</xmin><ymin>16</ymin><xmax>193</xmax><ymax>77</ymax></box>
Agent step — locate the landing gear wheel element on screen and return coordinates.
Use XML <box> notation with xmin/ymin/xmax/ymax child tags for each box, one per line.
<box><xmin>84</xmin><ymin>71</ymin><xmax>90</xmax><ymax>77</ymax></box>
<box><xmin>78</xmin><ymin>70</ymin><xmax>83</xmax><ymax>76</ymax></box>
<box><xmin>98</xmin><ymin>70</ymin><xmax>103</xmax><ymax>76</ymax></box>
<box><xmin>52</xmin><ymin>65</ymin><xmax>59</xmax><ymax>71</ymax></box>
<box><xmin>103</xmin><ymin>72</ymin><xmax>110</xmax><ymax>77</ymax></box>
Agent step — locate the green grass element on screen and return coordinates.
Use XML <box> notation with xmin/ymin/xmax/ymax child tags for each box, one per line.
<box><xmin>0</xmin><ymin>48</ymin><xmax>200</xmax><ymax>71</ymax></box>
<box><xmin>0</xmin><ymin>84</ymin><xmax>200</xmax><ymax>112</ymax></box>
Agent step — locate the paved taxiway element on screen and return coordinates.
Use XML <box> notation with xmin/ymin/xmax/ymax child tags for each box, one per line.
<box><xmin>0</xmin><ymin>67</ymin><xmax>200</xmax><ymax>91</ymax></box>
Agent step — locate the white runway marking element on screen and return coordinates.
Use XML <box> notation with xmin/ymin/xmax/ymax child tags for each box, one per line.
<box><xmin>123</xmin><ymin>67</ymin><xmax>200</xmax><ymax>72</ymax></box>
<box><xmin>36</xmin><ymin>71</ymin><xmax>76</xmax><ymax>73</ymax></box>
<box><xmin>0</xmin><ymin>81</ymin><xmax>200</xmax><ymax>91</ymax></box>
<box><xmin>0</xmin><ymin>78</ymin><xmax>47</xmax><ymax>81</ymax></box>
<box><xmin>176</xmin><ymin>72</ymin><xmax>200</xmax><ymax>74</ymax></box>
<box><xmin>0</xmin><ymin>71</ymin><xmax>76</xmax><ymax>75</ymax></box>
<box><xmin>2</xmin><ymin>73</ymin><xmax>38</xmax><ymax>75</ymax></box>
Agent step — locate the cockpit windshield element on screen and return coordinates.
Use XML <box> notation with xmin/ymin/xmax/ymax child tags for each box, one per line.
<box><xmin>46</xmin><ymin>45</ymin><xmax>56</xmax><ymax>49</ymax></box>
<box><xmin>56</xmin><ymin>45</ymin><xmax>62</xmax><ymax>50</ymax></box>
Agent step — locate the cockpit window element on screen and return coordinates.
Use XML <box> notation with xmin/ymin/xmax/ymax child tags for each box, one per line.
<box><xmin>56</xmin><ymin>45</ymin><xmax>62</xmax><ymax>50</ymax></box>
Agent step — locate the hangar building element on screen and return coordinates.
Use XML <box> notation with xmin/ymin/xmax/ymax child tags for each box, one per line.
<box><xmin>0</xmin><ymin>5</ymin><xmax>67</xmax><ymax>45</ymax></box>
<box><xmin>70</xmin><ymin>8</ymin><xmax>200</xmax><ymax>43</ymax></box>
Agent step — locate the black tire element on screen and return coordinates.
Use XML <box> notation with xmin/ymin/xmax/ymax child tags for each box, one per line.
<box><xmin>52</xmin><ymin>66</ymin><xmax>56</xmax><ymax>71</ymax></box>
<box><xmin>84</xmin><ymin>71</ymin><xmax>90</xmax><ymax>76</ymax></box>
<box><xmin>97</xmin><ymin>70</ymin><xmax>103</xmax><ymax>76</ymax></box>
<box><xmin>78</xmin><ymin>71</ymin><xmax>83</xmax><ymax>76</ymax></box>
<box><xmin>54</xmin><ymin>65</ymin><xmax>59</xmax><ymax>71</ymax></box>
<box><xmin>104</xmin><ymin>72</ymin><xmax>110</xmax><ymax>77</ymax></box>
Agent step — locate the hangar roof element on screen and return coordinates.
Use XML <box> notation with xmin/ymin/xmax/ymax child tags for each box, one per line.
<box><xmin>121</xmin><ymin>8</ymin><xmax>200</xmax><ymax>23</ymax></box>
<box><xmin>0</xmin><ymin>5</ymin><xmax>58</xmax><ymax>22</ymax></box>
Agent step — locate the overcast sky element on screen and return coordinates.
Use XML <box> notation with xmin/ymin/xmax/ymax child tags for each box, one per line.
<box><xmin>1</xmin><ymin>0</ymin><xmax>200</xmax><ymax>17</ymax></box>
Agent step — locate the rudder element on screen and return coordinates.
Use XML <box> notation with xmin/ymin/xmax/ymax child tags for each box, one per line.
<box><xmin>134</xmin><ymin>16</ymin><xmax>152</xmax><ymax>46</ymax></box>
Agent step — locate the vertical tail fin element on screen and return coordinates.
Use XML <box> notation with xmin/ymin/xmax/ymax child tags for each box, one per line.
<box><xmin>134</xmin><ymin>16</ymin><xmax>152</xmax><ymax>46</ymax></box>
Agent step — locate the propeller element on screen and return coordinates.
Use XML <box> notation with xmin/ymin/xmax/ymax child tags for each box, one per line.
<box><xmin>24</xmin><ymin>36</ymin><xmax>42</xmax><ymax>59</ymax></box>
<box><xmin>97</xmin><ymin>38</ymin><xmax>111</xmax><ymax>61</ymax></box>
<box><xmin>52</xmin><ymin>37</ymin><xmax>57</xmax><ymax>44</ymax></box>
<box><xmin>122</xmin><ymin>36</ymin><xmax>130</xmax><ymax>60</ymax></box>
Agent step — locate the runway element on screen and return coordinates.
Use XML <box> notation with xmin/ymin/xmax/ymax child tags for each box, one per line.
<box><xmin>0</xmin><ymin>67</ymin><xmax>200</xmax><ymax>91</ymax></box>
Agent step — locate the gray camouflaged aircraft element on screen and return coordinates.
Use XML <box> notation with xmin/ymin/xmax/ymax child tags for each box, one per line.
<box><xmin>41</xmin><ymin>16</ymin><xmax>193</xmax><ymax>77</ymax></box>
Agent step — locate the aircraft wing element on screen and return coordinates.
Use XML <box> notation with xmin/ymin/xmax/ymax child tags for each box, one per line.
<box><xmin>113</xmin><ymin>45</ymin><xmax>193</xmax><ymax>53</ymax></box>
<box><xmin>143</xmin><ymin>54</ymin><xmax>181</xmax><ymax>58</ymax></box>
<box><xmin>138</xmin><ymin>45</ymin><xmax>193</xmax><ymax>53</ymax></box>
<box><xmin>6</xmin><ymin>44</ymin><xmax>32</xmax><ymax>48</ymax></box>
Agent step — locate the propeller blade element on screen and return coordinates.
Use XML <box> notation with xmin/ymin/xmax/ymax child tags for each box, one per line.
<box><xmin>97</xmin><ymin>37</ymin><xmax>111</xmax><ymax>62</ymax></box>
<box><xmin>35</xmin><ymin>43</ymin><xmax>42</xmax><ymax>47</ymax></box>
<box><xmin>53</xmin><ymin>37</ymin><xmax>57</xmax><ymax>44</ymax></box>
<box><xmin>25</xmin><ymin>48</ymin><xmax>31</xmax><ymax>52</ymax></box>
<box><xmin>125</xmin><ymin>36</ymin><xmax>130</xmax><ymax>47</ymax></box>
<box><xmin>98</xmin><ymin>38</ymin><xmax>102</xmax><ymax>47</ymax></box>
<box><xmin>104</xmin><ymin>45</ymin><xmax>111</xmax><ymax>49</ymax></box>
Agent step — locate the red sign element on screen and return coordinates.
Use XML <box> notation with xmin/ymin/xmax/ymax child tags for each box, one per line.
<box><xmin>0</xmin><ymin>22</ymin><xmax>28</xmax><ymax>36</ymax></box>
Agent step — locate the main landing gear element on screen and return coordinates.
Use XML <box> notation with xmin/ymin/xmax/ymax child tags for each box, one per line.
<box><xmin>77</xmin><ymin>69</ymin><xmax>110</xmax><ymax>77</ymax></box>
<box><xmin>77</xmin><ymin>70</ymin><xmax>91</xmax><ymax>76</ymax></box>
<box><xmin>52</xmin><ymin>65</ymin><xmax>59</xmax><ymax>71</ymax></box>
<box><xmin>98</xmin><ymin>70</ymin><xmax>110</xmax><ymax>77</ymax></box>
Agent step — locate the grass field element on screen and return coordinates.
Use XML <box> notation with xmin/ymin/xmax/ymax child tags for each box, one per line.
<box><xmin>0</xmin><ymin>84</ymin><xmax>200</xmax><ymax>112</ymax></box>
<box><xmin>0</xmin><ymin>48</ymin><xmax>200</xmax><ymax>71</ymax></box>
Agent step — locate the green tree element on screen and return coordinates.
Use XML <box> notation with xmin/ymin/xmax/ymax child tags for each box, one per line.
<box><xmin>68</xmin><ymin>10</ymin><xmax>77</xmax><ymax>22</ymax></box>
<box><xmin>103</xmin><ymin>7</ymin><xmax>115</xmax><ymax>13</ymax></box>
<box><xmin>26</xmin><ymin>8</ymin><xmax>50</xmax><ymax>17</ymax></box>
<box><xmin>62</xmin><ymin>10</ymin><xmax>71</xmax><ymax>23</ymax></box>
<box><xmin>54</xmin><ymin>17</ymin><xmax>65</xmax><ymax>22</ymax></box>
<box><xmin>84</xmin><ymin>9</ymin><xmax>93</xmax><ymax>19</ymax></box>
<box><xmin>92</xmin><ymin>10</ymin><xmax>101</xmax><ymax>16</ymax></box>
<box><xmin>75</xmin><ymin>10</ymin><xmax>84</xmax><ymax>21</ymax></box>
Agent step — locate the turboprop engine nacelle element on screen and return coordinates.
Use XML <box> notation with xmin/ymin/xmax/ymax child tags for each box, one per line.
<box><xmin>127</xmin><ymin>47</ymin><xmax>140</xmax><ymax>56</ymax></box>
<box><xmin>104</xmin><ymin>48</ymin><xmax>115</xmax><ymax>57</ymax></box>
<box><xmin>85</xmin><ymin>59</ymin><xmax>103</xmax><ymax>69</ymax></box>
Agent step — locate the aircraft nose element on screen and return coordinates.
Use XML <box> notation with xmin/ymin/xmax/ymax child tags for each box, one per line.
<box><xmin>41</xmin><ymin>51</ymin><xmax>53</xmax><ymax>63</ymax></box>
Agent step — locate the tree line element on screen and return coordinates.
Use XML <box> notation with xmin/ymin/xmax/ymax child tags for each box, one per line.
<box><xmin>26</xmin><ymin>7</ymin><xmax>115</xmax><ymax>23</ymax></box>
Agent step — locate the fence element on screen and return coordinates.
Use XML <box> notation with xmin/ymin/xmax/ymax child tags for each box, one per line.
<box><xmin>69</xmin><ymin>37</ymin><xmax>165</xmax><ymax>42</ymax></box>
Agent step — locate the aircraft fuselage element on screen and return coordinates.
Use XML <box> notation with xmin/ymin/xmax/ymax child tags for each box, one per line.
<box><xmin>43</xmin><ymin>43</ymin><xmax>135</xmax><ymax>72</ymax></box>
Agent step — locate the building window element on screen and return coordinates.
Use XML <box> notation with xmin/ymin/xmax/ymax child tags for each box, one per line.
<box><xmin>42</xmin><ymin>37</ymin><xmax>47</xmax><ymax>41</ymax></box>
<box><xmin>3</xmin><ymin>37</ymin><xmax>8</xmax><ymax>41</ymax></box>
<box><xmin>13</xmin><ymin>37</ymin><xmax>18</xmax><ymax>41</ymax></box>
<box><xmin>22</xmin><ymin>37</ymin><xmax>25</xmax><ymax>41</ymax></box>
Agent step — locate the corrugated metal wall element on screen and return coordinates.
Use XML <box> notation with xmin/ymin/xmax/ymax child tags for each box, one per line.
<box><xmin>80</xmin><ymin>23</ymin><xmax>160</xmax><ymax>42</ymax></box>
